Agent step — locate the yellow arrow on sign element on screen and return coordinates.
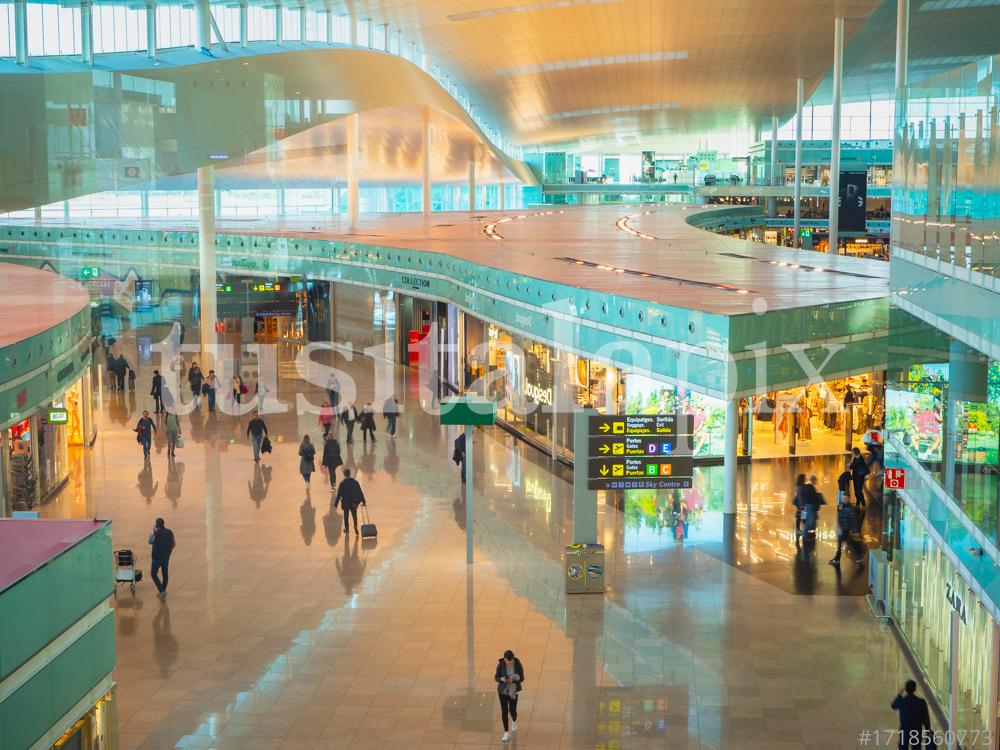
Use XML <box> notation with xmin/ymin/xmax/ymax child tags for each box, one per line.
<box><xmin>599</xmin><ymin>422</ymin><xmax>610</xmax><ymax>433</ymax></box>
<box><xmin>599</xmin><ymin>464</ymin><xmax>609</xmax><ymax>476</ymax></box>
<box><xmin>599</xmin><ymin>444</ymin><xmax>609</xmax><ymax>454</ymax></box>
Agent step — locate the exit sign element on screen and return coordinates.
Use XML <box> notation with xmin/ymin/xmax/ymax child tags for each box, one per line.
<box><xmin>80</xmin><ymin>267</ymin><xmax>101</xmax><ymax>278</ymax></box>
<box><xmin>885</xmin><ymin>468</ymin><xmax>906</xmax><ymax>490</ymax></box>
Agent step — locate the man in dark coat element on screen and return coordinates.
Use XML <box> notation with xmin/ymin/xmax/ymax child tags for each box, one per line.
<box><xmin>334</xmin><ymin>468</ymin><xmax>367</xmax><ymax>535</ymax></box>
<box><xmin>890</xmin><ymin>680</ymin><xmax>931</xmax><ymax>749</ymax></box>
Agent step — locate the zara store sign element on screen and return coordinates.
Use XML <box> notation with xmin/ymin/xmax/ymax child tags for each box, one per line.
<box><xmin>945</xmin><ymin>582</ymin><xmax>968</xmax><ymax>625</ymax></box>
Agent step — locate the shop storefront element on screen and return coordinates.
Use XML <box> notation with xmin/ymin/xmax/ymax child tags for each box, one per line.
<box><xmin>888</xmin><ymin>503</ymin><xmax>998</xmax><ymax>740</ymax></box>
<box><xmin>52</xmin><ymin>689</ymin><xmax>115</xmax><ymax>750</ymax></box>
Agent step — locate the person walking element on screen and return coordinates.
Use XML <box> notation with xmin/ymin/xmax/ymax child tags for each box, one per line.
<box><xmin>829</xmin><ymin>495</ymin><xmax>864</xmax><ymax>567</ymax></box>
<box><xmin>298</xmin><ymin>435</ymin><xmax>316</xmax><ymax>486</ymax></box>
<box><xmin>116</xmin><ymin>354</ymin><xmax>129</xmax><ymax>391</ymax></box>
<box><xmin>891</xmin><ymin>680</ymin><xmax>932</xmax><ymax>749</ymax></box>
<box><xmin>326</xmin><ymin>373</ymin><xmax>341</xmax><ymax>410</ymax></box>
<box><xmin>134</xmin><ymin>410</ymin><xmax>156</xmax><ymax>459</ymax></box>
<box><xmin>165</xmin><ymin>411</ymin><xmax>181</xmax><ymax>458</ymax></box>
<box><xmin>849</xmin><ymin>447</ymin><xmax>869</xmax><ymax>507</ymax></box>
<box><xmin>148</xmin><ymin>517</ymin><xmax>176</xmax><ymax>601</ymax></box>
<box><xmin>321</xmin><ymin>434</ymin><xmax>343</xmax><ymax>484</ymax></box>
<box><xmin>383</xmin><ymin>395</ymin><xmax>400</xmax><ymax>438</ymax></box>
<box><xmin>453</xmin><ymin>432</ymin><xmax>467</xmax><ymax>483</ymax></box>
<box><xmin>247</xmin><ymin>411</ymin><xmax>268</xmax><ymax>462</ymax></box>
<box><xmin>188</xmin><ymin>362</ymin><xmax>203</xmax><ymax>407</ymax></box>
<box><xmin>334</xmin><ymin>467</ymin><xmax>366</xmax><ymax>535</ymax></box>
<box><xmin>151</xmin><ymin>369</ymin><xmax>165</xmax><ymax>413</ymax></box>
<box><xmin>801</xmin><ymin>474</ymin><xmax>824</xmax><ymax>535</ymax></box>
<box><xmin>204</xmin><ymin>370</ymin><xmax>218</xmax><ymax>412</ymax></box>
<box><xmin>792</xmin><ymin>474</ymin><xmax>807</xmax><ymax>535</ymax></box>
<box><xmin>342</xmin><ymin>403</ymin><xmax>358</xmax><ymax>444</ymax></box>
<box><xmin>319</xmin><ymin>401</ymin><xmax>335</xmax><ymax>439</ymax></box>
<box><xmin>495</xmin><ymin>649</ymin><xmax>525</xmax><ymax>742</ymax></box>
<box><xmin>360</xmin><ymin>402</ymin><xmax>377</xmax><ymax>444</ymax></box>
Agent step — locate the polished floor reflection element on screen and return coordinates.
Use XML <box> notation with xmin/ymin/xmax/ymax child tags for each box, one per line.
<box><xmin>42</xmin><ymin>325</ymin><xmax>911</xmax><ymax>749</ymax></box>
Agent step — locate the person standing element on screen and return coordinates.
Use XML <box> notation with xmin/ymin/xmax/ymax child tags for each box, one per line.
<box><xmin>232</xmin><ymin>373</ymin><xmax>245</xmax><ymax>405</ymax></box>
<box><xmin>453</xmin><ymin>432</ymin><xmax>467</xmax><ymax>483</ymax></box>
<box><xmin>204</xmin><ymin>370</ymin><xmax>218</xmax><ymax>412</ymax></box>
<box><xmin>849</xmin><ymin>447</ymin><xmax>869</xmax><ymax>507</ymax></box>
<box><xmin>148</xmin><ymin>517</ymin><xmax>176</xmax><ymax>601</ymax></box>
<box><xmin>298</xmin><ymin>435</ymin><xmax>316</xmax><ymax>486</ymax></box>
<box><xmin>247</xmin><ymin>411</ymin><xmax>269</xmax><ymax>462</ymax></box>
<box><xmin>188</xmin><ymin>362</ymin><xmax>203</xmax><ymax>407</ymax></box>
<box><xmin>792</xmin><ymin>474</ymin><xmax>807</xmax><ymax>535</ymax></box>
<box><xmin>828</xmin><ymin>495</ymin><xmax>864</xmax><ymax>567</ymax></box>
<box><xmin>801</xmin><ymin>474</ymin><xmax>824</xmax><ymax>534</ymax></box>
<box><xmin>322</xmin><ymin>434</ymin><xmax>343</xmax><ymax>484</ymax></box>
<box><xmin>495</xmin><ymin>649</ymin><xmax>525</xmax><ymax>742</ymax></box>
<box><xmin>319</xmin><ymin>401</ymin><xmax>335</xmax><ymax>439</ymax></box>
<box><xmin>334</xmin><ymin>468</ymin><xmax>366</xmax><ymax>535</ymax></box>
<box><xmin>891</xmin><ymin>680</ymin><xmax>931</xmax><ymax>749</ymax></box>
<box><xmin>165</xmin><ymin>411</ymin><xmax>181</xmax><ymax>458</ymax></box>
<box><xmin>134</xmin><ymin>410</ymin><xmax>156</xmax><ymax>459</ymax></box>
<box><xmin>151</xmin><ymin>369</ymin><xmax>165</xmax><ymax>413</ymax></box>
<box><xmin>342</xmin><ymin>403</ymin><xmax>358</xmax><ymax>445</ymax></box>
<box><xmin>326</xmin><ymin>373</ymin><xmax>341</xmax><ymax>410</ymax></box>
<box><xmin>360</xmin><ymin>402</ymin><xmax>377</xmax><ymax>444</ymax></box>
<box><xmin>383</xmin><ymin>395</ymin><xmax>400</xmax><ymax>438</ymax></box>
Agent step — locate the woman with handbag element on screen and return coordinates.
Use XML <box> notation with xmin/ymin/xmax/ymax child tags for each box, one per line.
<box><xmin>321</xmin><ymin>435</ymin><xmax>343</xmax><ymax>484</ymax></box>
<box><xmin>298</xmin><ymin>435</ymin><xmax>316</xmax><ymax>487</ymax></box>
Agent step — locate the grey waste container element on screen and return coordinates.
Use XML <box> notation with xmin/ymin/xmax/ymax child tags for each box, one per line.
<box><xmin>565</xmin><ymin>544</ymin><xmax>605</xmax><ymax>594</ymax></box>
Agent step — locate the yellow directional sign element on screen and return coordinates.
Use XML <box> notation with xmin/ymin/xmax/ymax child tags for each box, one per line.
<box><xmin>612</xmin><ymin>443</ymin><xmax>625</xmax><ymax>455</ymax></box>
<box><xmin>598</xmin><ymin>444</ymin><xmax>610</xmax><ymax>454</ymax></box>
<box><xmin>599</xmin><ymin>464</ymin><xmax>609</xmax><ymax>476</ymax></box>
<box><xmin>598</xmin><ymin>422</ymin><xmax>610</xmax><ymax>433</ymax></box>
<box><xmin>612</xmin><ymin>464</ymin><xmax>624</xmax><ymax>476</ymax></box>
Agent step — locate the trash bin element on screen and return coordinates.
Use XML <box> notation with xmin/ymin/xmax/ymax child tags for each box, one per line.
<box><xmin>565</xmin><ymin>543</ymin><xmax>605</xmax><ymax>594</ymax></box>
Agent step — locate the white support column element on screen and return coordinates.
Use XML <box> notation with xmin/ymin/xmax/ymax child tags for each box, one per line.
<box><xmin>347</xmin><ymin>112</ymin><xmax>360</xmax><ymax>232</ymax></box>
<box><xmin>348</xmin><ymin>14</ymin><xmax>357</xmax><ymax>46</ymax></box>
<box><xmin>767</xmin><ymin>114</ymin><xmax>779</xmax><ymax>217</ymax></box>
<box><xmin>324</xmin><ymin>8</ymin><xmax>333</xmax><ymax>44</ymax></box>
<box><xmin>198</xmin><ymin>166</ymin><xmax>217</xmax><ymax>367</ymax></box>
<box><xmin>723</xmin><ymin>398</ymin><xmax>738</xmax><ymax>515</ymax></box>
<box><xmin>299</xmin><ymin>6</ymin><xmax>306</xmax><ymax>44</ymax></box>
<box><xmin>366</xmin><ymin>17</ymin><xmax>373</xmax><ymax>48</ymax></box>
<box><xmin>14</xmin><ymin>0</ymin><xmax>27</xmax><ymax>67</ymax></box>
<box><xmin>895</xmin><ymin>0</ymin><xmax>909</xmax><ymax>93</ymax></box>
<box><xmin>195</xmin><ymin>0</ymin><xmax>211</xmax><ymax>51</ymax></box>
<box><xmin>829</xmin><ymin>16</ymin><xmax>845</xmax><ymax>254</ymax></box>
<box><xmin>274</xmin><ymin>2</ymin><xmax>283</xmax><ymax>45</ymax></box>
<box><xmin>465</xmin><ymin>425</ymin><xmax>474</xmax><ymax>564</ymax></box>
<box><xmin>793</xmin><ymin>77</ymin><xmax>804</xmax><ymax>248</ymax></box>
<box><xmin>238</xmin><ymin>0</ymin><xmax>248</xmax><ymax>48</ymax></box>
<box><xmin>498</xmin><ymin>179</ymin><xmax>505</xmax><ymax>210</ymax></box>
<box><xmin>467</xmin><ymin>160</ymin><xmax>476</xmax><ymax>212</ymax></box>
<box><xmin>422</xmin><ymin>107</ymin><xmax>432</xmax><ymax>216</ymax></box>
<box><xmin>146</xmin><ymin>0</ymin><xmax>157</xmax><ymax>58</ymax></box>
<box><xmin>80</xmin><ymin>1</ymin><xmax>93</xmax><ymax>64</ymax></box>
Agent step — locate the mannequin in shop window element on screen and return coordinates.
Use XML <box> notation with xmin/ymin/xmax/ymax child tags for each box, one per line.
<box><xmin>796</xmin><ymin>396</ymin><xmax>812</xmax><ymax>441</ymax></box>
<box><xmin>777</xmin><ymin>402</ymin><xmax>793</xmax><ymax>441</ymax></box>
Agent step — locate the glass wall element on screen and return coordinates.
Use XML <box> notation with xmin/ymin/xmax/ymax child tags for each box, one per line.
<box><xmin>888</xmin><ymin>503</ymin><xmax>997</xmax><ymax>738</ymax></box>
<box><xmin>893</xmin><ymin>55</ymin><xmax>1000</xmax><ymax>278</ymax></box>
<box><xmin>887</xmin><ymin>308</ymin><xmax>1000</xmax><ymax>543</ymax></box>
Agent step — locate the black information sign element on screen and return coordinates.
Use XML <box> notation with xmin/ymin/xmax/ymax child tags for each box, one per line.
<box><xmin>837</xmin><ymin>170</ymin><xmax>867</xmax><ymax>233</ymax></box>
<box><xmin>586</xmin><ymin>414</ymin><xmax>695</xmax><ymax>490</ymax></box>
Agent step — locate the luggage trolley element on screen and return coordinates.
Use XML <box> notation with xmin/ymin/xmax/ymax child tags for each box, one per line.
<box><xmin>114</xmin><ymin>549</ymin><xmax>143</xmax><ymax>596</ymax></box>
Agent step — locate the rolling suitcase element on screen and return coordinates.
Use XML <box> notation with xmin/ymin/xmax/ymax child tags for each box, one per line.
<box><xmin>360</xmin><ymin>506</ymin><xmax>377</xmax><ymax>539</ymax></box>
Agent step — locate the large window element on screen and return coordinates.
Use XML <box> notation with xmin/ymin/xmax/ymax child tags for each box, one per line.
<box><xmin>280</xmin><ymin>6</ymin><xmax>300</xmax><ymax>41</ymax></box>
<box><xmin>0</xmin><ymin>3</ymin><xmax>14</xmax><ymax>56</ymax></box>
<box><xmin>26</xmin><ymin>2</ymin><xmax>81</xmax><ymax>56</ymax></box>
<box><xmin>303</xmin><ymin>10</ymin><xmax>324</xmax><ymax>42</ymax></box>
<box><xmin>216</xmin><ymin>5</ymin><xmax>241</xmax><ymax>44</ymax></box>
<box><xmin>93</xmin><ymin>5</ymin><xmax>146</xmax><ymax>53</ymax></box>
<box><xmin>246</xmin><ymin>4</ymin><xmax>274</xmax><ymax>42</ymax></box>
<box><xmin>156</xmin><ymin>5</ymin><xmax>194</xmax><ymax>49</ymax></box>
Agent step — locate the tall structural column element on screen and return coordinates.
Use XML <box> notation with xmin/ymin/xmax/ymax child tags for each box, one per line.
<box><xmin>723</xmin><ymin>398</ymin><xmax>739</xmax><ymax>515</ymax></box>
<box><xmin>238</xmin><ymin>0</ymin><xmax>248</xmax><ymax>47</ymax></box>
<box><xmin>198</xmin><ymin>166</ymin><xmax>217</xmax><ymax>367</ymax></box>
<box><xmin>893</xmin><ymin>0</ymin><xmax>910</xmax><ymax>251</ymax></box>
<box><xmin>146</xmin><ymin>0</ymin><xmax>157</xmax><ymax>58</ymax></box>
<box><xmin>767</xmin><ymin>114</ymin><xmax>779</xmax><ymax>217</ymax></box>
<box><xmin>829</xmin><ymin>16</ymin><xmax>845</xmax><ymax>254</ymax></box>
<box><xmin>80</xmin><ymin>1</ymin><xmax>93</xmax><ymax>64</ymax></box>
<box><xmin>195</xmin><ymin>0</ymin><xmax>211</xmax><ymax>51</ymax></box>
<box><xmin>467</xmin><ymin>160</ymin><xmax>476</xmax><ymax>212</ymax></box>
<box><xmin>347</xmin><ymin>112</ymin><xmax>360</xmax><ymax>232</ymax></box>
<box><xmin>422</xmin><ymin>107</ymin><xmax>432</xmax><ymax>216</ymax></box>
<box><xmin>324</xmin><ymin>8</ymin><xmax>333</xmax><ymax>44</ymax></box>
<box><xmin>274</xmin><ymin>1</ymin><xmax>283</xmax><ymax>45</ymax></box>
<box><xmin>14</xmin><ymin>0</ymin><xmax>27</xmax><ymax>67</ymax></box>
<box><xmin>793</xmin><ymin>77</ymin><xmax>804</xmax><ymax>247</ymax></box>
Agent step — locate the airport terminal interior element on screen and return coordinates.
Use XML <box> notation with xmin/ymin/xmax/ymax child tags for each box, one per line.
<box><xmin>2</xmin><ymin>1</ymin><xmax>1000</xmax><ymax>749</ymax></box>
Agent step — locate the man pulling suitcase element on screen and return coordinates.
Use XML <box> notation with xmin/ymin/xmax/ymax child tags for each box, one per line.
<box><xmin>334</xmin><ymin>469</ymin><xmax>368</xmax><ymax>536</ymax></box>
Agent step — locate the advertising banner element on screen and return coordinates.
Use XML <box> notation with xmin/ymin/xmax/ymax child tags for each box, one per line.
<box><xmin>837</xmin><ymin>170</ymin><xmax>867</xmax><ymax>233</ymax></box>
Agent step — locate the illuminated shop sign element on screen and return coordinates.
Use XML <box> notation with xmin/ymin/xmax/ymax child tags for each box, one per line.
<box><xmin>46</xmin><ymin>408</ymin><xmax>69</xmax><ymax>424</ymax></box>
<box><xmin>525</xmin><ymin>381</ymin><xmax>553</xmax><ymax>406</ymax></box>
<box><xmin>400</xmin><ymin>275</ymin><xmax>430</xmax><ymax>289</ymax></box>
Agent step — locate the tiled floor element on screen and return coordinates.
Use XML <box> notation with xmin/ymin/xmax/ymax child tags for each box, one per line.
<box><xmin>42</xmin><ymin>326</ymin><xmax>911</xmax><ymax>749</ymax></box>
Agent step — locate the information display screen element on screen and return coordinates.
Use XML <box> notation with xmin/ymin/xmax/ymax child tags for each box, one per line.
<box><xmin>586</xmin><ymin>414</ymin><xmax>694</xmax><ymax>490</ymax></box>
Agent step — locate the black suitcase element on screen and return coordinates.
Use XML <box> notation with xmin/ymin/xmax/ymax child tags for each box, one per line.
<box><xmin>360</xmin><ymin>507</ymin><xmax>377</xmax><ymax>539</ymax></box>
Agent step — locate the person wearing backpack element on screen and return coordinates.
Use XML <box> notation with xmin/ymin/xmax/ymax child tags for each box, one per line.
<box><xmin>495</xmin><ymin>649</ymin><xmax>525</xmax><ymax>742</ymax></box>
<box><xmin>849</xmin><ymin>447</ymin><xmax>869</xmax><ymax>507</ymax></box>
<box><xmin>298</xmin><ymin>435</ymin><xmax>316</xmax><ymax>486</ymax></box>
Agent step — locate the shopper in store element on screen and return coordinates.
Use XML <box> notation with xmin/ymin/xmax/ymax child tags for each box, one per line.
<box><xmin>188</xmin><ymin>362</ymin><xmax>203</xmax><ymax>407</ymax></box>
<box><xmin>801</xmin><ymin>475</ymin><xmax>825</xmax><ymax>534</ymax></box>
<box><xmin>342</xmin><ymin>403</ymin><xmax>359</xmax><ymax>445</ymax></box>
<box><xmin>148</xmin><ymin>517</ymin><xmax>176</xmax><ymax>601</ymax></box>
<box><xmin>849</xmin><ymin>447</ymin><xmax>869</xmax><ymax>508</ymax></box>
<box><xmin>828</xmin><ymin>494</ymin><xmax>864</xmax><ymax>567</ymax></box>
<box><xmin>453</xmin><ymin>431</ymin><xmax>467</xmax><ymax>483</ymax></box>
<box><xmin>298</xmin><ymin>434</ymin><xmax>316</xmax><ymax>487</ymax></box>
<box><xmin>151</xmin><ymin>369</ymin><xmax>165</xmax><ymax>414</ymax></box>
<box><xmin>360</xmin><ymin>402</ymin><xmax>377</xmax><ymax>444</ymax></box>
<box><xmin>318</xmin><ymin>401</ymin><xmax>335</xmax><ymax>439</ymax></box>
<box><xmin>495</xmin><ymin>649</ymin><xmax>524</xmax><ymax>742</ymax></box>
<box><xmin>792</xmin><ymin>474</ymin><xmax>808</xmax><ymax>535</ymax></box>
<box><xmin>321</xmin><ymin>433</ymin><xmax>343</xmax><ymax>484</ymax></box>
<box><xmin>165</xmin><ymin>411</ymin><xmax>181</xmax><ymax>458</ymax></box>
<box><xmin>246</xmin><ymin>411</ymin><xmax>269</xmax><ymax>462</ymax></box>
<box><xmin>203</xmin><ymin>370</ymin><xmax>218</xmax><ymax>412</ymax></box>
<box><xmin>134</xmin><ymin>410</ymin><xmax>156</xmax><ymax>459</ymax></box>
<box><xmin>326</xmin><ymin>373</ymin><xmax>341</xmax><ymax>410</ymax></box>
<box><xmin>334</xmin><ymin>468</ymin><xmax>367</xmax><ymax>535</ymax></box>
<box><xmin>890</xmin><ymin>680</ymin><xmax>932</xmax><ymax>749</ymax></box>
<box><xmin>383</xmin><ymin>395</ymin><xmax>400</xmax><ymax>438</ymax></box>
